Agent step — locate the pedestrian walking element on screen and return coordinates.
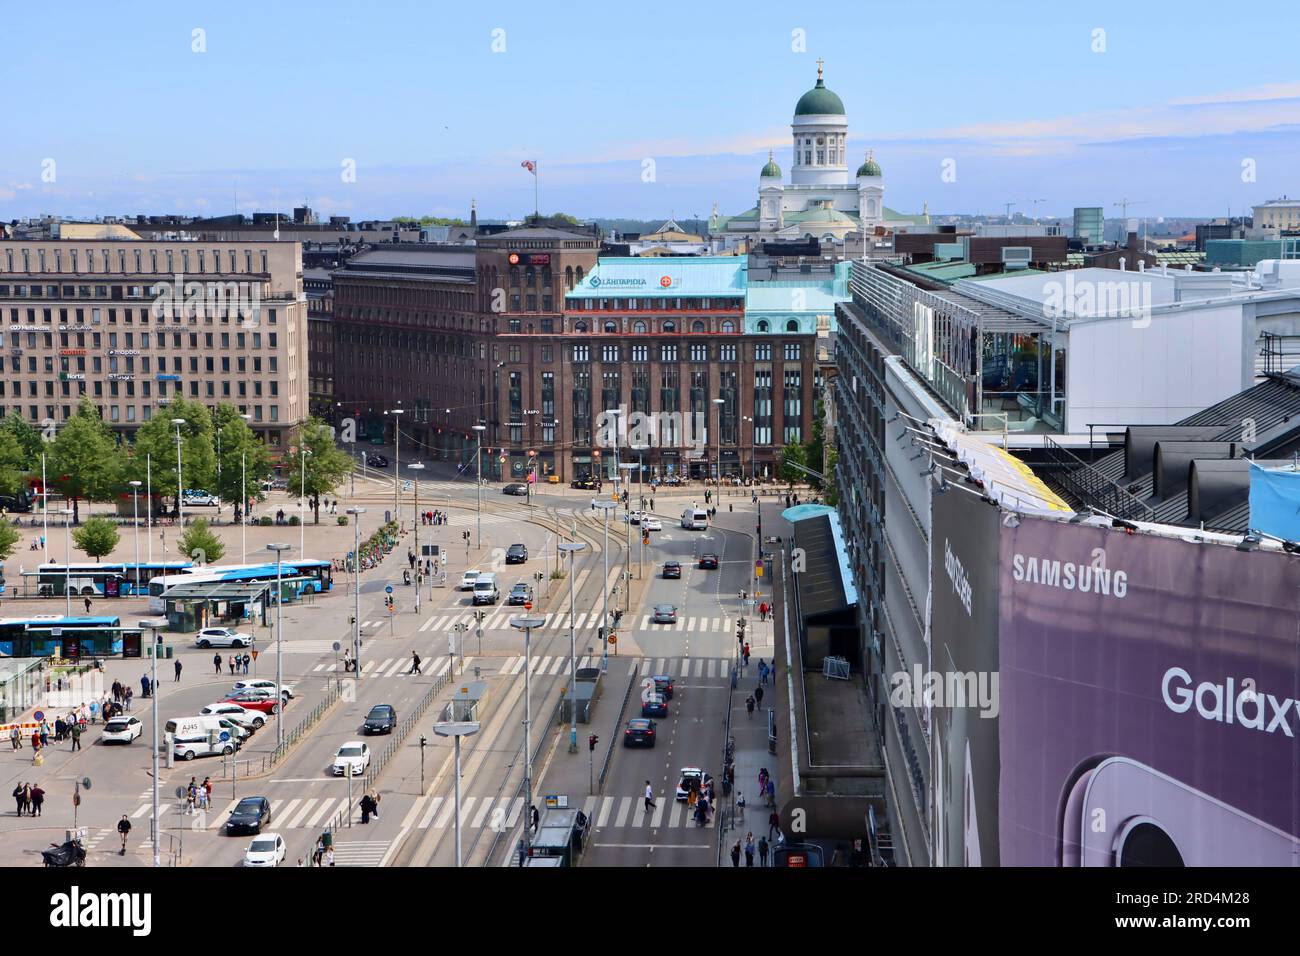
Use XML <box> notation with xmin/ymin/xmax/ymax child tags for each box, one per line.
<box><xmin>70</xmin><ymin>721</ymin><xmax>82</xmax><ymax>751</ymax></box>
<box><xmin>730</xmin><ymin>840</ymin><xmax>741</xmax><ymax>867</ymax></box>
<box><xmin>174</xmin><ymin>659</ymin><xmax>182</xmax><ymax>681</ymax></box>
<box><xmin>39</xmin><ymin>721</ymin><xmax>49</xmax><ymax>748</ymax></box>
<box><xmin>746</xmin><ymin>695</ymin><xmax>755</xmax><ymax>718</ymax></box>
<box><xmin>84</xmin><ymin>596</ymin><xmax>92</xmax><ymax>614</ymax></box>
<box><xmin>758</xmin><ymin>836</ymin><xmax>769</xmax><ymax>866</ymax></box>
<box><xmin>141</xmin><ymin>673</ymin><xmax>151</xmax><ymax>698</ymax></box>
<box><xmin>325</xmin><ymin>846</ymin><xmax>335</xmax><ymax>867</ymax></box>
<box><xmin>360</xmin><ymin>792</ymin><xmax>374</xmax><ymax>824</ymax></box>
<box><xmin>213</xmin><ymin>652</ymin><xmax>222</xmax><ymax>675</ymax></box>
<box><xmin>30</xmin><ymin>730</ymin><xmax>40</xmax><ymax>752</ymax></box>
<box><xmin>755</xmin><ymin>684</ymin><xmax>764</xmax><ymax>708</ymax></box>
<box><xmin>742</xmin><ymin>643</ymin><xmax>751</xmax><ymax>667</ymax></box>
<box><xmin>745</xmin><ymin>832</ymin><xmax>755</xmax><ymax>867</ymax></box>
<box><xmin>124</xmin><ymin>687</ymin><xmax>134</xmax><ymax>711</ymax></box>
<box><xmin>409</xmin><ymin>651</ymin><xmax>421</xmax><ymax>674</ymax></box>
<box><xmin>242</xmin><ymin>653</ymin><xmax>251</xmax><ymax>674</ymax></box>
<box><xmin>117</xmin><ymin>815</ymin><xmax>131</xmax><ymax>855</ymax></box>
<box><xmin>530</xmin><ymin>804</ymin><xmax>540</xmax><ymax>832</ymax></box>
<box><xmin>644</xmin><ymin>781</ymin><xmax>656</xmax><ymax>813</ymax></box>
<box><xmin>30</xmin><ymin>784</ymin><xmax>44</xmax><ymax>817</ymax></box>
<box><xmin>12</xmin><ymin>783</ymin><xmax>23</xmax><ymax>815</ymax></box>
<box><xmin>228</xmin><ymin>655</ymin><xmax>237</xmax><ymax>675</ymax></box>
<box><xmin>10</xmin><ymin>726</ymin><xmax>20</xmax><ymax>750</ymax></box>
<box><xmin>768</xmin><ymin>809</ymin><xmax>780</xmax><ymax>841</ymax></box>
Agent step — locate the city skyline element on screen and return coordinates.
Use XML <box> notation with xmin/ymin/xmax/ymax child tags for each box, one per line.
<box><xmin>3</xmin><ymin>0</ymin><xmax>1299</xmax><ymax>222</ymax></box>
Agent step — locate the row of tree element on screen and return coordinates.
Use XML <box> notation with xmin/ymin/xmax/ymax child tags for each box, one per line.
<box><xmin>0</xmin><ymin>397</ymin><xmax>354</xmax><ymax>524</ymax></box>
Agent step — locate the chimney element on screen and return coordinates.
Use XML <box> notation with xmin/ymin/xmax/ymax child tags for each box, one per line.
<box><xmin>1119</xmin><ymin>257</ymin><xmax>1126</xmax><ymax>272</ymax></box>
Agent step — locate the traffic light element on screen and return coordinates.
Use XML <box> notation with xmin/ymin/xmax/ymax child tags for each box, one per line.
<box><xmin>597</xmin><ymin>626</ymin><xmax>605</xmax><ymax>643</ymax></box>
<box><xmin>588</xmin><ymin>734</ymin><xmax>598</xmax><ymax>752</ymax></box>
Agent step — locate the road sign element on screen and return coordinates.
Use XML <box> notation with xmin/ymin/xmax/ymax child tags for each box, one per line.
<box><xmin>81</xmin><ymin>777</ymin><xmax>92</xmax><ymax>790</ymax></box>
<box><xmin>34</xmin><ymin>711</ymin><xmax>44</xmax><ymax>722</ymax></box>
<box><xmin>332</xmin><ymin>642</ymin><xmax>341</xmax><ymax>652</ymax></box>
<box><xmin>385</xmin><ymin>585</ymin><xmax>394</xmax><ymax>594</ymax></box>
<box><xmin>251</xmin><ymin>650</ymin><xmax>259</xmax><ymax>660</ymax></box>
<box><xmin>608</xmin><ymin>633</ymin><xmax>617</xmax><ymax>645</ymax></box>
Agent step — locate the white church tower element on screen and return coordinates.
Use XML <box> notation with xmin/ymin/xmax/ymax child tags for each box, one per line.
<box><xmin>790</xmin><ymin>59</ymin><xmax>849</xmax><ymax>187</ymax></box>
<box><xmin>759</xmin><ymin>150</ymin><xmax>783</xmax><ymax>231</ymax></box>
<box><xmin>856</xmin><ymin>149</ymin><xmax>884</xmax><ymax>228</ymax></box>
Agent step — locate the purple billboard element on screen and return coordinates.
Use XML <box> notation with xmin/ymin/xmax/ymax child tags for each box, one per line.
<box><xmin>997</xmin><ymin>516</ymin><xmax>1300</xmax><ymax>866</ymax></box>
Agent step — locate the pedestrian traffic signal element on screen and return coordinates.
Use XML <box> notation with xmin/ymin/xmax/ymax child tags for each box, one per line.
<box><xmin>588</xmin><ymin>734</ymin><xmax>598</xmax><ymax>752</ymax></box>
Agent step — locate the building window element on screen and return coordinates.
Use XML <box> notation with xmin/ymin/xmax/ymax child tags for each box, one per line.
<box><xmin>660</xmin><ymin>344</ymin><xmax>677</xmax><ymax>362</ymax></box>
<box><xmin>720</xmin><ymin>344</ymin><xmax>737</xmax><ymax>362</ymax></box>
<box><xmin>784</xmin><ymin>343</ymin><xmax>801</xmax><ymax>361</ymax></box>
<box><xmin>721</xmin><ymin>320</ymin><xmax>735</xmax><ymax>333</ymax></box>
<box><xmin>755</xmin><ymin>344</ymin><xmax>771</xmax><ymax>361</ymax></box>
<box><xmin>753</xmin><ymin>370</ymin><xmax>772</xmax><ymax>445</ymax></box>
<box><xmin>603</xmin><ymin>320</ymin><xmax>618</xmax><ymax>333</ymax></box>
<box><xmin>631</xmin><ymin>345</ymin><xmax>648</xmax><ymax>362</ymax></box>
<box><xmin>541</xmin><ymin>345</ymin><xmax>553</xmax><ymax>364</ymax></box>
<box><xmin>633</xmin><ymin>320</ymin><xmax>647</xmax><ymax>333</ymax></box>
<box><xmin>574</xmin><ymin>321</ymin><xmax>587</xmax><ymax>333</ymax></box>
<box><xmin>786</xmin><ymin>319</ymin><xmax>800</xmax><ymax>332</ymax></box>
<box><xmin>663</xmin><ymin>320</ymin><xmax>676</xmax><ymax>333</ymax></box>
<box><xmin>690</xmin><ymin>344</ymin><xmax>708</xmax><ymax>362</ymax></box>
<box><xmin>783</xmin><ymin>369</ymin><xmax>802</xmax><ymax>442</ymax></box>
<box><xmin>756</xmin><ymin>320</ymin><xmax>769</xmax><ymax>333</ymax></box>
<box><xmin>572</xmin><ymin>344</ymin><xmax>589</xmax><ymax>363</ymax></box>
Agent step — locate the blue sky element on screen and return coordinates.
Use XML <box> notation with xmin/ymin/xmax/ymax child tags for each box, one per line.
<box><xmin>3</xmin><ymin>0</ymin><xmax>1298</xmax><ymax>222</ymax></box>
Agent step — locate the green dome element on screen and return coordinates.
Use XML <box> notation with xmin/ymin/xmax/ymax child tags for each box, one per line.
<box><xmin>794</xmin><ymin>76</ymin><xmax>845</xmax><ymax>116</ymax></box>
<box><xmin>856</xmin><ymin>154</ymin><xmax>882</xmax><ymax>177</ymax></box>
<box><xmin>760</xmin><ymin>151</ymin><xmax>782</xmax><ymax>178</ymax></box>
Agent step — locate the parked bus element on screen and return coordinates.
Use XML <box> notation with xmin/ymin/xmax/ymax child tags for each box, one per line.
<box><xmin>0</xmin><ymin>615</ymin><xmax>140</xmax><ymax>658</ymax></box>
<box><xmin>26</xmin><ymin>561</ymin><xmax>194</xmax><ymax>597</ymax></box>
<box><xmin>145</xmin><ymin>559</ymin><xmax>333</xmax><ymax>611</ymax></box>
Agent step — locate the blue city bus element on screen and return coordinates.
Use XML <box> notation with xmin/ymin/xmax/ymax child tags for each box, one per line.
<box><xmin>29</xmin><ymin>562</ymin><xmax>194</xmax><ymax>597</ymax></box>
<box><xmin>146</xmin><ymin>560</ymin><xmax>333</xmax><ymax>611</ymax></box>
<box><xmin>0</xmin><ymin>615</ymin><xmax>141</xmax><ymax>658</ymax></box>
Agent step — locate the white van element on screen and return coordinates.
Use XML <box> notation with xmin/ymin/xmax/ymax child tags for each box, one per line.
<box><xmin>681</xmin><ymin>508</ymin><xmax>709</xmax><ymax>530</ymax></box>
<box><xmin>472</xmin><ymin>572</ymin><xmax>500</xmax><ymax>605</ymax></box>
<box><xmin>166</xmin><ymin>716</ymin><xmax>246</xmax><ymax>760</ymax></box>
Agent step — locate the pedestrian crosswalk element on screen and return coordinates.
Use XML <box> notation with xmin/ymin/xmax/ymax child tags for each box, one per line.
<box><xmin>310</xmin><ymin>655</ymin><xmax>475</xmax><ymax>677</ymax></box>
<box><xmin>396</xmin><ymin>793</ymin><xmax>720</xmax><ymax>833</ymax></box>
<box><xmin>308</xmin><ymin>652</ymin><xmax>736</xmax><ymax>680</ymax></box>
<box><xmin>413</xmin><ymin>609</ymin><xmax>739</xmax><ymax>635</ymax></box>
<box><xmin>329</xmin><ymin>840</ymin><xmax>390</xmax><ymax>866</ymax></box>
<box><xmin>119</xmin><ymin>794</ymin><xmax>371</xmax><ymax>833</ymax></box>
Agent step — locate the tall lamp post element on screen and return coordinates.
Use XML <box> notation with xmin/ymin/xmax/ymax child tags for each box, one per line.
<box><xmin>433</xmin><ymin>721</ymin><xmax>480</xmax><ymax>867</ymax></box>
<box><xmin>742</xmin><ymin>416</ymin><xmax>755</xmax><ymax>482</ymax></box>
<box><xmin>631</xmin><ymin>444</ymin><xmax>649</xmax><ymax>578</ymax></box>
<box><xmin>472</xmin><ymin>424</ymin><xmax>486</xmax><ymax>548</ymax></box>
<box><xmin>298</xmin><ymin>447</ymin><xmax>311</xmax><ymax>557</ymax></box>
<box><xmin>594</xmin><ymin>500</ymin><xmax>617</xmax><ymax>674</ymax></box>
<box><xmin>345</xmin><ymin>508</ymin><xmax>364</xmax><ymax>677</ymax></box>
<box><xmin>139</xmin><ymin>616</ymin><xmax>166</xmax><ymax>867</ymax></box>
<box><xmin>40</xmin><ymin>452</ymin><xmax>49</xmax><ymax>564</ymax></box>
<box><xmin>510</xmin><ymin>613</ymin><xmax>546</xmax><ymax>853</ymax></box>
<box><xmin>146</xmin><ymin>453</ymin><xmax>153</xmax><ymax>564</ymax></box>
<box><xmin>712</xmin><ymin>397</ymin><xmax>726</xmax><ymax>486</ymax></box>
<box><xmin>408</xmin><ymin>462</ymin><xmax>424</xmax><ymax>614</ymax></box>
<box><xmin>171</xmin><ymin>419</ymin><xmax>186</xmax><ymax>527</ymax></box>
<box><xmin>129</xmin><ymin>481</ymin><xmax>142</xmax><ymax>594</ymax></box>
<box><xmin>266</xmin><ymin>543</ymin><xmax>291</xmax><ymax>748</ymax></box>
<box><xmin>59</xmin><ymin>508</ymin><xmax>73</xmax><ymax>617</ymax></box>
<box><xmin>618</xmin><ymin>462</ymin><xmax>636</xmax><ymax>590</ymax></box>
<box><xmin>387</xmin><ymin>407</ymin><xmax>405</xmax><ymax>526</ymax></box>
<box><xmin>557</xmin><ymin>541</ymin><xmax>586</xmax><ymax>752</ymax></box>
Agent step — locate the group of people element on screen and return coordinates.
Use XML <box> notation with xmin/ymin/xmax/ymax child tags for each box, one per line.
<box><xmin>745</xmin><ymin>683</ymin><xmax>767</xmax><ymax>718</ymax></box>
<box><xmin>419</xmin><ymin>510</ymin><xmax>448</xmax><ymax>526</ymax></box>
<box><xmin>730</xmin><ymin>832</ymin><xmax>772</xmax><ymax>867</ymax></box>
<box><xmin>184</xmin><ymin>776</ymin><xmax>213</xmax><ymax>814</ymax></box>
<box><xmin>212</xmin><ymin>652</ymin><xmax>253</xmax><ymax>675</ymax></box>
<box><xmin>311</xmin><ymin>835</ymin><xmax>336</xmax><ymax>866</ymax></box>
<box><xmin>109</xmin><ymin>680</ymin><xmax>136</xmax><ymax>712</ymax></box>
<box><xmin>11</xmin><ymin>782</ymin><xmax>45</xmax><ymax>817</ymax></box>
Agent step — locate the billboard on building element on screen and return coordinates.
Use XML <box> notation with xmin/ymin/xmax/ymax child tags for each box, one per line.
<box><xmin>928</xmin><ymin>485</ymin><xmax>1003</xmax><ymax>867</ymax></box>
<box><xmin>997</xmin><ymin>515</ymin><xmax>1300</xmax><ymax>866</ymax></box>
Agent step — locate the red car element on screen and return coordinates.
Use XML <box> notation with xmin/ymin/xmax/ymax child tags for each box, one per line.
<box><xmin>222</xmin><ymin>691</ymin><xmax>283</xmax><ymax>714</ymax></box>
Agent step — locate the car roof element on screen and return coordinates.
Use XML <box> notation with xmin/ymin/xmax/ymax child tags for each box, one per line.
<box><xmin>652</xmin><ymin>674</ymin><xmax>672</xmax><ymax>681</ymax></box>
<box><xmin>680</xmin><ymin>767</ymin><xmax>702</xmax><ymax>775</ymax></box>
<box><xmin>235</xmin><ymin>796</ymin><xmax>267</xmax><ymax>807</ymax></box>
<box><xmin>628</xmin><ymin>718</ymin><xmax>652</xmax><ymax>727</ymax></box>
<box><xmin>367</xmin><ymin>704</ymin><xmax>394</xmax><ymax>712</ymax></box>
<box><xmin>249</xmin><ymin>832</ymin><xmax>283</xmax><ymax>842</ymax></box>
<box><xmin>338</xmin><ymin>740</ymin><xmax>366</xmax><ymax>749</ymax></box>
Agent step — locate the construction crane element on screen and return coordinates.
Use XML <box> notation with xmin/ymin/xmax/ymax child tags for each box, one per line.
<box><xmin>1114</xmin><ymin>199</ymin><xmax>1148</xmax><ymax>243</ymax></box>
<box><xmin>1002</xmin><ymin>201</ymin><xmax>1016</xmax><ymax>220</ymax></box>
<box><xmin>1024</xmin><ymin>199</ymin><xmax>1047</xmax><ymax>223</ymax></box>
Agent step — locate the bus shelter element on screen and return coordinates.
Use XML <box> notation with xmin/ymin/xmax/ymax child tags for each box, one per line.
<box><xmin>158</xmin><ymin>581</ymin><xmax>285</xmax><ymax>633</ymax></box>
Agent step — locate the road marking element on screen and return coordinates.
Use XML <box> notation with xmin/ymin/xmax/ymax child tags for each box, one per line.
<box><xmin>470</xmin><ymin>797</ymin><xmax>495</xmax><ymax>829</ymax></box>
<box><xmin>547</xmin><ymin>657</ymin><xmax>564</xmax><ymax>676</ymax></box>
<box><xmin>401</xmin><ymin>795</ymin><xmax>430</xmax><ymax>829</ymax></box>
<box><xmin>650</xmin><ymin>797</ymin><xmax>666</xmax><ymax>828</ymax></box>
<box><xmin>508</xmin><ymin>657</ymin><xmax>525</xmax><ymax>675</ymax></box>
<box><xmin>503</xmin><ymin>797</ymin><xmax>524</xmax><ymax>828</ymax></box>
<box><xmin>449</xmin><ymin>796</ymin><xmax>478</xmax><ymax>830</ymax></box>
<box><xmin>594</xmin><ymin>842</ymin><xmax>712</xmax><ymax>849</ymax></box>
<box><xmin>304</xmin><ymin>798</ymin><xmax>338</xmax><ymax>828</ymax></box>
<box><xmin>417</xmin><ymin>797</ymin><xmax>444</xmax><ymax>829</ymax></box>
<box><xmin>614</xmin><ymin>796</ymin><xmax>632</xmax><ymax>827</ymax></box>
<box><xmin>632</xmin><ymin>798</ymin><xmax>647</xmax><ymax>828</ymax></box>
<box><xmin>283</xmin><ymin>798</ymin><xmax>320</xmax><ymax>829</ymax></box>
<box><xmin>669</xmin><ymin>801</ymin><xmax>683</xmax><ymax>827</ymax></box>
<box><xmin>596</xmin><ymin>797</ymin><xmax>613</xmax><ymax>827</ymax></box>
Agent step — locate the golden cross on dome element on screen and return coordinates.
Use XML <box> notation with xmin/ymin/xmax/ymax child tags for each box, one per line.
<box><xmin>816</xmin><ymin>58</ymin><xmax>824</xmax><ymax>80</ymax></box>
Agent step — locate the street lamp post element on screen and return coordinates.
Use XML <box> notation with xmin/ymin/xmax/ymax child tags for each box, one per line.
<box><xmin>139</xmin><ymin>616</ymin><xmax>166</xmax><ymax>868</ymax></box>
<box><xmin>346</xmin><ymin>509</ymin><xmax>364</xmax><ymax>678</ymax></box>
<box><xmin>299</xmin><ymin>447</ymin><xmax>311</xmax><ymax>557</ymax></box>
<box><xmin>712</xmin><ymin>397</ymin><xmax>726</xmax><ymax>487</ymax></box>
<box><xmin>60</xmin><ymin>509</ymin><xmax>73</xmax><ymax>617</ymax></box>
<box><xmin>618</xmin><ymin>463</ymin><xmax>636</xmax><ymax>591</ymax></box>
<box><xmin>557</xmin><ymin>541</ymin><xmax>586</xmax><ymax>753</ymax></box>
<box><xmin>266</xmin><ymin>543</ymin><xmax>291</xmax><ymax>748</ymax></box>
<box><xmin>240</xmin><ymin>450</ymin><xmax>247</xmax><ymax>564</ymax></box>
<box><xmin>387</xmin><ymin>408</ymin><xmax>405</xmax><ymax>527</ymax></box>
<box><xmin>40</xmin><ymin>452</ymin><xmax>48</xmax><ymax>564</ymax></box>
<box><xmin>146</xmin><ymin>453</ymin><xmax>152</xmax><ymax>564</ymax></box>
<box><xmin>510</xmin><ymin>614</ymin><xmax>546</xmax><ymax>854</ymax></box>
<box><xmin>129</xmin><ymin>481</ymin><xmax>142</xmax><ymax>594</ymax></box>
<box><xmin>594</xmin><ymin>500</ymin><xmax>617</xmax><ymax>674</ymax></box>
<box><xmin>472</xmin><ymin>424</ymin><xmax>486</xmax><ymax>548</ymax></box>
<box><xmin>433</xmin><ymin>721</ymin><xmax>480</xmax><ymax>867</ymax></box>
<box><xmin>171</xmin><ymin>419</ymin><xmax>186</xmax><ymax>528</ymax></box>
<box><xmin>631</xmin><ymin>444</ymin><xmax>649</xmax><ymax>578</ymax></box>
<box><xmin>409</xmin><ymin>463</ymin><xmax>424</xmax><ymax>614</ymax></box>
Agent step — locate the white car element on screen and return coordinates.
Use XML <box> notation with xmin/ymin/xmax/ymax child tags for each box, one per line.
<box><xmin>625</xmin><ymin>510</ymin><xmax>644</xmax><ymax>524</ymax></box>
<box><xmin>243</xmin><ymin>833</ymin><xmax>286</xmax><ymax>867</ymax></box>
<box><xmin>101</xmin><ymin>716</ymin><xmax>143</xmax><ymax>744</ymax></box>
<box><xmin>232</xmin><ymin>679</ymin><xmax>294</xmax><ymax>700</ymax></box>
<box><xmin>642</xmin><ymin>517</ymin><xmax>662</xmax><ymax>532</ymax></box>
<box><xmin>194</xmin><ymin>627</ymin><xmax>253</xmax><ymax>649</ymax></box>
<box><xmin>182</xmin><ymin>491</ymin><xmax>219</xmax><ymax>506</ymax></box>
<box><xmin>459</xmin><ymin>570</ymin><xmax>480</xmax><ymax>591</ymax></box>
<box><xmin>199</xmin><ymin>702</ymin><xmax>266</xmax><ymax>729</ymax></box>
<box><xmin>332</xmin><ymin>741</ymin><xmax>371</xmax><ymax>777</ymax></box>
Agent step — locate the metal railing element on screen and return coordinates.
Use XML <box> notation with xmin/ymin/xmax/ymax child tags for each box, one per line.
<box><xmin>216</xmin><ymin>679</ymin><xmax>343</xmax><ymax>780</ymax></box>
<box><xmin>598</xmin><ymin>664</ymin><xmax>638</xmax><ymax>791</ymax></box>
<box><xmin>484</xmin><ymin>693</ymin><xmax>565</xmax><ymax>867</ymax></box>
<box><xmin>1042</xmin><ymin>436</ymin><xmax>1154</xmax><ymax>520</ymax></box>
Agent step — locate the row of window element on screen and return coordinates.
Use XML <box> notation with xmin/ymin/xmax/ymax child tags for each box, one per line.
<box><xmin>0</xmin><ymin>247</ymin><xmax>271</xmax><ymax>276</ymax></box>
<box><xmin>9</xmin><ymin>329</ymin><xmax>281</xmax><ymax>351</ymax></box>
<box><xmin>569</xmin><ymin>297</ymin><xmax>739</xmax><ymax>312</ymax></box>
<box><xmin>6</xmin><ymin>401</ymin><xmax>282</xmax><ymax>423</ymax></box>
<box><xmin>16</xmin><ymin>353</ymin><xmax>279</xmax><ymax>380</ymax></box>
<box><xmin>4</xmin><ymin>305</ymin><xmax>282</xmax><ymax>325</ymax></box>
<box><xmin>569</xmin><ymin>343</ymin><xmax>799</xmax><ymax>362</ymax></box>
<box><xmin>2</xmin><ymin>376</ymin><xmax>281</xmax><ymax>402</ymax></box>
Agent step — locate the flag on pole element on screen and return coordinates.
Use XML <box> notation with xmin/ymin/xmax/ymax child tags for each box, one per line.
<box><xmin>521</xmin><ymin>160</ymin><xmax>536</xmax><ymax>174</ymax></box>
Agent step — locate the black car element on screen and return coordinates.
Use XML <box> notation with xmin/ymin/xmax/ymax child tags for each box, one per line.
<box><xmin>698</xmin><ymin>553</ymin><xmax>719</xmax><ymax>570</ymax></box>
<box><xmin>652</xmin><ymin>675</ymin><xmax>675</xmax><ymax>700</ymax></box>
<box><xmin>366</xmin><ymin>454</ymin><xmax>389</xmax><ymax>468</ymax></box>
<box><xmin>505</xmin><ymin>543</ymin><xmax>528</xmax><ymax>564</ymax></box>
<box><xmin>363</xmin><ymin>704</ymin><xmax>397</xmax><ymax>735</ymax></box>
<box><xmin>570</xmin><ymin>477</ymin><xmax>597</xmax><ymax>490</ymax></box>
<box><xmin>503</xmin><ymin>483</ymin><xmax>529</xmax><ymax>496</ymax></box>
<box><xmin>507</xmin><ymin>582</ymin><xmax>532</xmax><ymax>605</ymax></box>
<box><xmin>623</xmin><ymin>718</ymin><xmax>657</xmax><ymax>747</ymax></box>
<box><xmin>641</xmin><ymin>693</ymin><xmax>669</xmax><ymax>718</ymax></box>
<box><xmin>225</xmin><ymin>796</ymin><xmax>271</xmax><ymax>835</ymax></box>
<box><xmin>662</xmin><ymin>561</ymin><xmax>681</xmax><ymax>579</ymax></box>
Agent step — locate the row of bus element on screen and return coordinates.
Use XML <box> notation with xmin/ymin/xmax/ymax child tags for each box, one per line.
<box><xmin>0</xmin><ymin>560</ymin><xmax>333</xmax><ymax>609</ymax></box>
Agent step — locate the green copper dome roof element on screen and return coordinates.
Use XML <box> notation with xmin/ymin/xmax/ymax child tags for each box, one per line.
<box><xmin>760</xmin><ymin>150</ymin><xmax>782</xmax><ymax>178</ymax></box>
<box><xmin>856</xmin><ymin>151</ymin><xmax>882</xmax><ymax>177</ymax></box>
<box><xmin>794</xmin><ymin>73</ymin><xmax>845</xmax><ymax>116</ymax></box>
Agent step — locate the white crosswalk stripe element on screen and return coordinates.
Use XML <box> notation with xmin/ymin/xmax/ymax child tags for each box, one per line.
<box><xmin>329</xmin><ymin>840</ymin><xmax>390</xmax><ymax>866</ymax></box>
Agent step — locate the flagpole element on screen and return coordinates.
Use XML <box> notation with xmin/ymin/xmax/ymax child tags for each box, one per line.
<box><xmin>534</xmin><ymin>160</ymin><xmax>539</xmax><ymax>221</ymax></box>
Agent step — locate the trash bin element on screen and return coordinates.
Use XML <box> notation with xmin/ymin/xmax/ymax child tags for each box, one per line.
<box><xmin>164</xmin><ymin>644</ymin><xmax>174</xmax><ymax>659</ymax></box>
<box><xmin>320</xmin><ymin>830</ymin><xmax>332</xmax><ymax>848</ymax></box>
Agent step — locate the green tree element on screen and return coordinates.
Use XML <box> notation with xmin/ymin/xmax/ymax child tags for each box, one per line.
<box><xmin>178</xmin><ymin>518</ymin><xmax>225</xmax><ymax>565</ymax></box>
<box><xmin>779</xmin><ymin>442</ymin><xmax>808</xmax><ymax>488</ymax></box>
<box><xmin>804</xmin><ymin>400</ymin><xmax>827</xmax><ymax>491</ymax></box>
<box><xmin>129</xmin><ymin>398</ymin><xmax>216</xmax><ymax>514</ymax></box>
<box><xmin>211</xmin><ymin>404</ymin><xmax>272</xmax><ymax>509</ymax></box>
<box><xmin>0</xmin><ymin>430</ymin><xmax>27</xmax><ymax>496</ymax></box>
<box><xmin>0</xmin><ymin>518</ymin><xmax>19</xmax><ymax>561</ymax></box>
<box><xmin>47</xmin><ymin>398</ymin><xmax>123</xmax><ymax>522</ymax></box>
<box><xmin>823</xmin><ymin>447</ymin><xmax>839</xmax><ymax>506</ymax></box>
<box><xmin>72</xmin><ymin>516</ymin><xmax>120</xmax><ymax>562</ymax></box>
<box><xmin>0</xmin><ymin>414</ymin><xmax>43</xmax><ymax>469</ymax></box>
<box><xmin>285</xmin><ymin>417</ymin><xmax>354</xmax><ymax>523</ymax></box>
